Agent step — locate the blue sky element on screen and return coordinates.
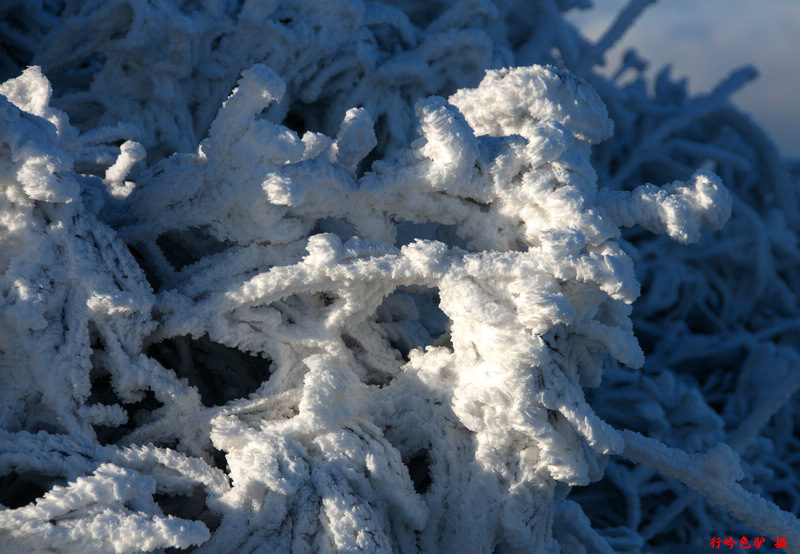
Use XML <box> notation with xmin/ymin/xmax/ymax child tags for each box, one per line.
<box><xmin>567</xmin><ymin>0</ymin><xmax>800</xmax><ymax>158</ymax></box>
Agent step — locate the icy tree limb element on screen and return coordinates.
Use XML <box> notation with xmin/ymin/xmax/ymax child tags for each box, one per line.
<box><xmin>598</xmin><ymin>170</ymin><xmax>731</xmax><ymax>243</ymax></box>
<box><xmin>621</xmin><ymin>429</ymin><xmax>800</xmax><ymax>545</ymax></box>
<box><xmin>578</xmin><ymin>0</ymin><xmax>657</xmax><ymax>71</ymax></box>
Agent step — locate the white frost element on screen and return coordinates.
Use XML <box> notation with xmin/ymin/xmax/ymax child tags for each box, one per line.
<box><xmin>2</xmin><ymin>1</ymin><xmax>798</xmax><ymax>552</ymax></box>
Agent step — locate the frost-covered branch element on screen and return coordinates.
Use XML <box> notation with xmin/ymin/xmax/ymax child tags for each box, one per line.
<box><xmin>2</xmin><ymin>1</ymin><xmax>799</xmax><ymax>551</ymax></box>
<box><xmin>621</xmin><ymin>430</ymin><xmax>800</xmax><ymax>546</ymax></box>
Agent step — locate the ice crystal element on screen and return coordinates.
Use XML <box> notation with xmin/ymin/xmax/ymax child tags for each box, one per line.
<box><xmin>2</xmin><ymin>1</ymin><xmax>799</xmax><ymax>552</ymax></box>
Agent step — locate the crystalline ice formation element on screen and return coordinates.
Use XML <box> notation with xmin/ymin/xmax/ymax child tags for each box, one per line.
<box><xmin>2</xmin><ymin>1</ymin><xmax>800</xmax><ymax>552</ymax></box>
<box><xmin>1</xmin><ymin>56</ymin><xmax>737</xmax><ymax>551</ymax></box>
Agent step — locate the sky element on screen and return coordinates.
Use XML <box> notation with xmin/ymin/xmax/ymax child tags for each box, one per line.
<box><xmin>566</xmin><ymin>0</ymin><xmax>800</xmax><ymax>159</ymax></box>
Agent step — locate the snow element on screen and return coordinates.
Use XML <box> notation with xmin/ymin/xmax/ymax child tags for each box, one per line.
<box><xmin>1</xmin><ymin>1</ymin><xmax>799</xmax><ymax>552</ymax></box>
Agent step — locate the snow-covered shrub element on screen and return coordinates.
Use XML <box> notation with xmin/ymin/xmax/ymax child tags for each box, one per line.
<box><xmin>1</xmin><ymin>0</ymin><xmax>799</xmax><ymax>552</ymax></box>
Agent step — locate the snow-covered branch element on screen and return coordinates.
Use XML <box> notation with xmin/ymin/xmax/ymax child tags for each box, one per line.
<box><xmin>2</xmin><ymin>1</ymin><xmax>799</xmax><ymax>552</ymax></box>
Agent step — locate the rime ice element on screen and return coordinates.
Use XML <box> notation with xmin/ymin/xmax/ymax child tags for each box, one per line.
<box><xmin>2</xmin><ymin>1</ymin><xmax>800</xmax><ymax>553</ymax></box>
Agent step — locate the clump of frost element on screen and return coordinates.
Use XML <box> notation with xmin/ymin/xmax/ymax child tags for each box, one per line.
<box><xmin>0</xmin><ymin>58</ymin><xmax>740</xmax><ymax>552</ymax></box>
<box><xmin>2</xmin><ymin>1</ymin><xmax>800</xmax><ymax>552</ymax></box>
